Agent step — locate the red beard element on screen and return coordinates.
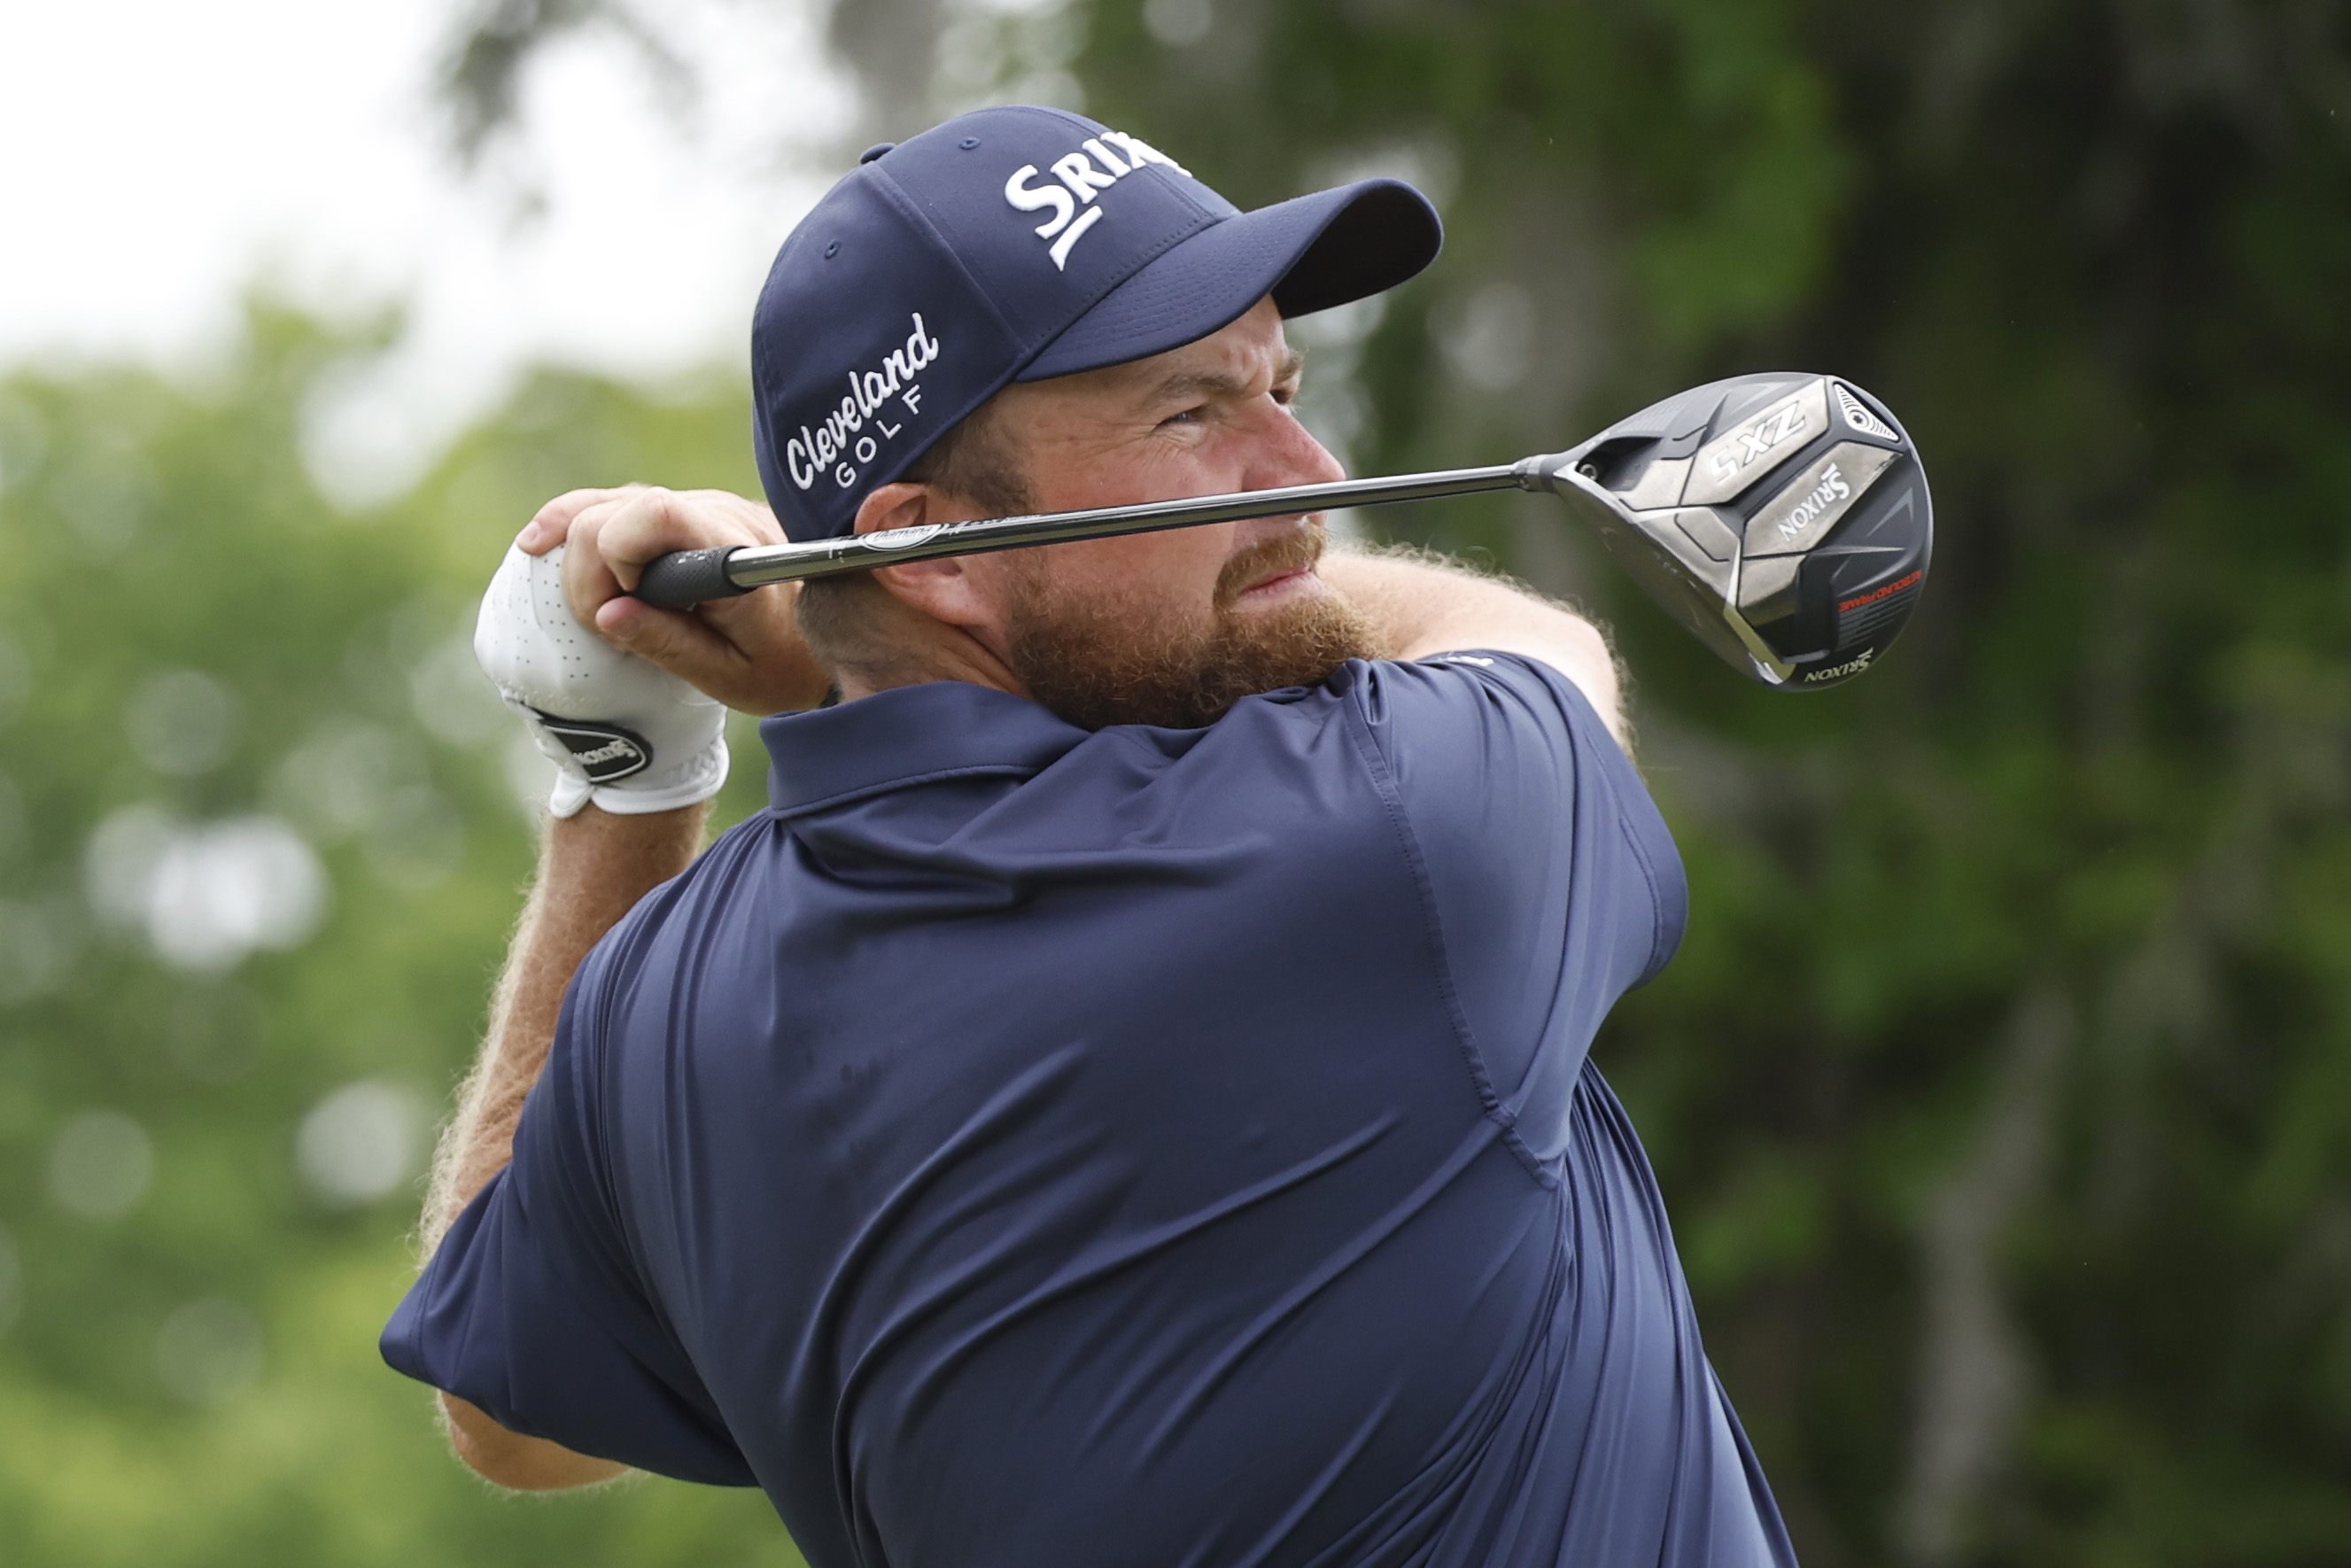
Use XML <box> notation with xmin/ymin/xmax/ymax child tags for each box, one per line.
<box><xmin>1002</xmin><ymin>527</ymin><xmax>1385</xmax><ymax>730</ymax></box>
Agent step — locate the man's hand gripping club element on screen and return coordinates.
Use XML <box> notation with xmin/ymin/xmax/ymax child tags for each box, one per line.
<box><xmin>518</xmin><ymin>485</ymin><xmax>831</xmax><ymax>718</ymax></box>
<box><xmin>478</xmin><ymin>540</ymin><xmax>731</xmax><ymax>817</ymax></box>
<box><xmin>479</xmin><ymin>487</ymin><xmax>830</xmax><ymax>818</ymax></box>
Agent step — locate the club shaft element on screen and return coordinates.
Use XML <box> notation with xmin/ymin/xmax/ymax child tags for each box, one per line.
<box><xmin>715</xmin><ymin>464</ymin><xmax>1529</xmax><ymax>590</ymax></box>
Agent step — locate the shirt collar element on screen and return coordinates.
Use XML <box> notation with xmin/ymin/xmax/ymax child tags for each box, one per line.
<box><xmin>761</xmin><ymin>680</ymin><xmax>1090</xmax><ymax>818</ymax></box>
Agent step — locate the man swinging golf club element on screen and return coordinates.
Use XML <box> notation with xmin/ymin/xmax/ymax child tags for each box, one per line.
<box><xmin>385</xmin><ymin>105</ymin><xmax>1799</xmax><ymax>1567</ymax></box>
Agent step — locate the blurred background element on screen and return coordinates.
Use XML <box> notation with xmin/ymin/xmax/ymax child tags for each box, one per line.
<box><xmin>3</xmin><ymin>1</ymin><xmax>2347</xmax><ymax>1563</ymax></box>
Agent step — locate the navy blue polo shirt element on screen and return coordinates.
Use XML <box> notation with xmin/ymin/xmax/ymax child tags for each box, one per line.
<box><xmin>384</xmin><ymin>653</ymin><xmax>1796</xmax><ymax>1568</ymax></box>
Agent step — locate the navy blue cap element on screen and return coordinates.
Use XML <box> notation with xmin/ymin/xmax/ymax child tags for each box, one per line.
<box><xmin>750</xmin><ymin>105</ymin><xmax>1442</xmax><ymax>541</ymax></box>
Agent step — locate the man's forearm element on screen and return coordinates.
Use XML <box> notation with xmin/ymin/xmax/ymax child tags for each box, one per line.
<box><xmin>1322</xmin><ymin>547</ymin><xmax>1630</xmax><ymax>751</ymax></box>
<box><xmin>421</xmin><ymin>802</ymin><xmax>710</xmax><ymax>1252</ymax></box>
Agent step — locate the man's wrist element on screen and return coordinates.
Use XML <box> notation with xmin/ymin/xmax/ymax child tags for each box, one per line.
<box><xmin>532</xmin><ymin>801</ymin><xmax>711</xmax><ymax>951</ymax></box>
<box><xmin>543</xmin><ymin>799</ymin><xmax>711</xmax><ymax>885</ymax></box>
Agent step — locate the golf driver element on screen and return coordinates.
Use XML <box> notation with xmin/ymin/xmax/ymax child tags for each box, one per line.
<box><xmin>634</xmin><ymin>372</ymin><xmax>1933</xmax><ymax>689</ymax></box>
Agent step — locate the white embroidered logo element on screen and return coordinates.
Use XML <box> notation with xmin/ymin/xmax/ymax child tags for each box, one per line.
<box><xmin>786</xmin><ymin>314</ymin><xmax>943</xmax><ymax>493</ymax></box>
<box><xmin>1003</xmin><ymin>129</ymin><xmax>1191</xmax><ymax>271</ymax></box>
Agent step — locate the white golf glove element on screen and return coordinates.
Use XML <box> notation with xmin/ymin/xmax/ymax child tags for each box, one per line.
<box><xmin>474</xmin><ymin>542</ymin><xmax>729</xmax><ymax>819</ymax></box>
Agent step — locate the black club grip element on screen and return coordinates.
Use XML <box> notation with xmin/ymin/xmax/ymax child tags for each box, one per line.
<box><xmin>633</xmin><ymin>547</ymin><xmax>748</xmax><ymax>610</ymax></box>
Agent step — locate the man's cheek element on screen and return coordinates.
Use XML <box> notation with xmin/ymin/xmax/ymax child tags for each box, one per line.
<box><xmin>1114</xmin><ymin>532</ymin><xmax>1223</xmax><ymax>610</ymax></box>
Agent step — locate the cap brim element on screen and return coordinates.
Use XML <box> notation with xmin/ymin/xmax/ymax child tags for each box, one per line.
<box><xmin>1016</xmin><ymin>179</ymin><xmax>1441</xmax><ymax>382</ymax></box>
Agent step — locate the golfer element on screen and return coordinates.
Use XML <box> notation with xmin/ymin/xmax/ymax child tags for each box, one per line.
<box><xmin>385</xmin><ymin>105</ymin><xmax>1797</xmax><ymax>1567</ymax></box>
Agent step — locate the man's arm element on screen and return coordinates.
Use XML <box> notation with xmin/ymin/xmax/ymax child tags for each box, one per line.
<box><xmin>418</xmin><ymin>803</ymin><xmax>707</xmax><ymax>1491</ymax></box>
<box><xmin>1319</xmin><ymin>547</ymin><xmax>1631</xmax><ymax>753</ymax></box>
<box><xmin>415</xmin><ymin>485</ymin><xmax>833</xmax><ymax>1487</ymax></box>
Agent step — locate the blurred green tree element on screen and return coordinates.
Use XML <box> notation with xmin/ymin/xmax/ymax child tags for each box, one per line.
<box><xmin>0</xmin><ymin>303</ymin><xmax>797</xmax><ymax>1566</ymax></box>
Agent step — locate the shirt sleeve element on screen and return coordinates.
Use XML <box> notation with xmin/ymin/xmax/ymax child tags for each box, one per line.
<box><xmin>1343</xmin><ymin>651</ymin><xmax>1688</xmax><ymax>1167</ymax></box>
<box><xmin>380</xmin><ymin>960</ymin><xmax>757</xmax><ymax>1487</ymax></box>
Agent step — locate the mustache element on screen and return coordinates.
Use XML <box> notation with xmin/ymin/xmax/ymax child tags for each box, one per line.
<box><xmin>1213</xmin><ymin>521</ymin><xmax>1328</xmax><ymax>611</ymax></box>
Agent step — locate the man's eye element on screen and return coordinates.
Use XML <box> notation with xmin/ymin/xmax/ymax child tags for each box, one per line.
<box><xmin>1160</xmin><ymin>407</ymin><xmax>1204</xmax><ymax>427</ymax></box>
<box><xmin>1272</xmin><ymin>384</ymin><xmax>1299</xmax><ymax>407</ymax></box>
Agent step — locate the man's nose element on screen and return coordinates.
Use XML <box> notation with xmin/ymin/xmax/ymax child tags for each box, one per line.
<box><xmin>1238</xmin><ymin>396</ymin><xmax>1346</xmax><ymax>493</ymax></box>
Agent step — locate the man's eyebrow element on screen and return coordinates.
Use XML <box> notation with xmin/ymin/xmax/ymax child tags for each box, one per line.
<box><xmin>1148</xmin><ymin>347</ymin><xmax>1307</xmax><ymax>403</ymax></box>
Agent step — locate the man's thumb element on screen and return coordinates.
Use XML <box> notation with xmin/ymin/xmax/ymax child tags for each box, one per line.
<box><xmin>597</xmin><ymin>599</ymin><xmax>726</xmax><ymax>685</ymax></box>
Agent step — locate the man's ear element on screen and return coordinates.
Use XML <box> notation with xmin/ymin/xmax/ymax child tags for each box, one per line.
<box><xmin>850</xmin><ymin>482</ymin><xmax>932</xmax><ymax>538</ymax></box>
<box><xmin>850</xmin><ymin>483</ymin><xmax>998</xmax><ymax>633</ymax></box>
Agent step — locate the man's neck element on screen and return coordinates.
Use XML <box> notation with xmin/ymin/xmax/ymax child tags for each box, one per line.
<box><xmin>834</xmin><ymin>626</ymin><xmax>1028</xmax><ymax>706</ymax></box>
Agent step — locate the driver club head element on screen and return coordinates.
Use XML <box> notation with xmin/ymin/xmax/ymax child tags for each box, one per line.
<box><xmin>1516</xmin><ymin>373</ymin><xmax>1932</xmax><ymax>689</ymax></box>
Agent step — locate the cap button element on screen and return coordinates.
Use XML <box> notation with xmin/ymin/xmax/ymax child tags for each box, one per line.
<box><xmin>858</xmin><ymin>142</ymin><xmax>895</xmax><ymax>164</ymax></box>
<box><xmin>823</xmin><ymin>240</ymin><xmax>840</xmax><ymax>259</ymax></box>
<box><xmin>958</xmin><ymin>136</ymin><xmax>981</xmax><ymax>150</ymax></box>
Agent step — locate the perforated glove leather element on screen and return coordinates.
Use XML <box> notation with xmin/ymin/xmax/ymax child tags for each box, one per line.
<box><xmin>474</xmin><ymin>542</ymin><xmax>729</xmax><ymax>819</ymax></box>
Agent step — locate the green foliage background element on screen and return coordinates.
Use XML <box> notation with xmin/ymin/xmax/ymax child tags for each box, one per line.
<box><xmin>0</xmin><ymin>309</ymin><xmax>796</xmax><ymax>1564</ymax></box>
<box><xmin>2</xmin><ymin>2</ymin><xmax>2348</xmax><ymax>1564</ymax></box>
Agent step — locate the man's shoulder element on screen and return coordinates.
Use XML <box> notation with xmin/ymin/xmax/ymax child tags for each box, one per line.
<box><xmin>1331</xmin><ymin>648</ymin><xmax>1678</xmax><ymax>947</ymax></box>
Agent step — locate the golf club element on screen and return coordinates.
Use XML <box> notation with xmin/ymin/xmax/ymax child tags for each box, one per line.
<box><xmin>633</xmin><ymin>372</ymin><xmax>1933</xmax><ymax>689</ymax></box>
